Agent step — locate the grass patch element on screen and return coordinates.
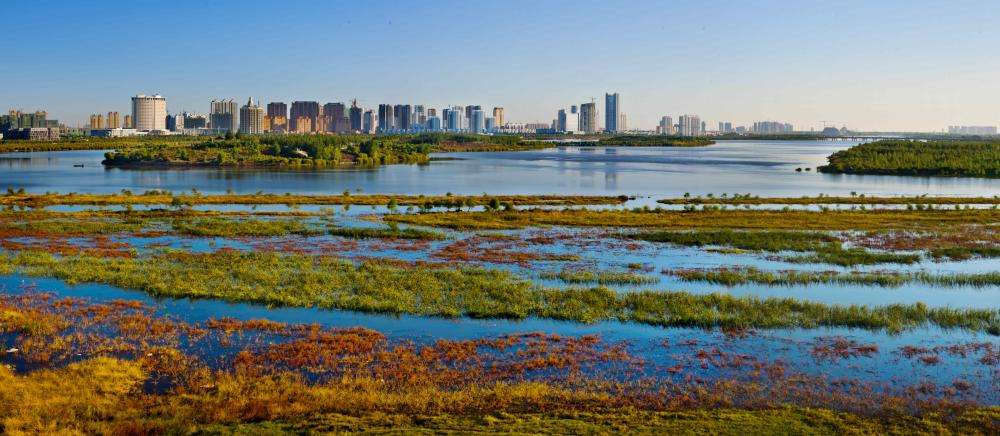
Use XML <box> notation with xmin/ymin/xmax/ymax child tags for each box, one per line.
<box><xmin>1</xmin><ymin>250</ymin><xmax>997</xmax><ymax>333</ymax></box>
<box><xmin>383</xmin><ymin>208</ymin><xmax>1000</xmax><ymax>231</ymax></box>
<box><xmin>664</xmin><ymin>267</ymin><xmax>1000</xmax><ymax>288</ymax></box>
<box><xmin>171</xmin><ymin>217</ymin><xmax>324</xmax><ymax>237</ymax></box>
<box><xmin>632</xmin><ymin>229</ymin><xmax>836</xmax><ymax>252</ymax></box>
<box><xmin>541</xmin><ymin>269</ymin><xmax>659</xmax><ymax>286</ymax></box>
<box><xmin>327</xmin><ymin>226</ymin><xmax>446</xmax><ymax>240</ymax></box>
<box><xmin>817</xmin><ymin>139</ymin><xmax>1000</xmax><ymax>178</ymax></box>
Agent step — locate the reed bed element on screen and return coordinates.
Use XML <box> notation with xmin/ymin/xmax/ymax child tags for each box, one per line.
<box><xmin>663</xmin><ymin>267</ymin><xmax>1000</xmax><ymax>288</ymax></box>
<box><xmin>383</xmin><ymin>208</ymin><xmax>1000</xmax><ymax>231</ymax></box>
<box><xmin>1</xmin><ymin>250</ymin><xmax>997</xmax><ymax>333</ymax></box>
<box><xmin>540</xmin><ymin>269</ymin><xmax>660</xmax><ymax>286</ymax></box>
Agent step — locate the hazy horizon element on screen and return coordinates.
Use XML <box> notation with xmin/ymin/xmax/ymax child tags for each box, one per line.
<box><xmin>3</xmin><ymin>0</ymin><xmax>999</xmax><ymax>131</ymax></box>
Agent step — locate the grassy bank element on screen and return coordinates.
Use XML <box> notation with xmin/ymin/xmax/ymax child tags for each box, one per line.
<box><xmin>817</xmin><ymin>139</ymin><xmax>1000</xmax><ymax>178</ymax></box>
<box><xmin>657</xmin><ymin>194</ymin><xmax>1000</xmax><ymax>205</ymax></box>
<box><xmin>1</xmin><ymin>250</ymin><xmax>997</xmax><ymax>333</ymax></box>
<box><xmin>0</xmin><ymin>192</ymin><xmax>628</xmax><ymax>207</ymax></box>
<box><xmin>383</xmin><ymin>208</ymin><xmax>1000</xmax><ymax>231</ymax></box>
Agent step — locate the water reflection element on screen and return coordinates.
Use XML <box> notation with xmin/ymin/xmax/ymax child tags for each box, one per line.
<box><xmin>0</xmin><ymin>140</ymin><xmax>997</xmax><ymax>196</ymax></box>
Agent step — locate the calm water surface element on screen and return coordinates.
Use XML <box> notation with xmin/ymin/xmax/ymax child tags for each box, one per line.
<box><xmin>1</xmin><ymin>140</ymin><xmax>998</xmax><ymax>196</ymax></box>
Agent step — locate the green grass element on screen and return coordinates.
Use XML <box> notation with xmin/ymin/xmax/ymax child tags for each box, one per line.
<box><xmin>632</xmin><ymin>229</ymin><xmax>836</xmax><ymax>252</ymax></box>
<box><xmin>929</xmin><ymin>246</ymin><xmax>1000</xmax><ymax>261</ymax></box>
<box><xmin>540</xmin><ymin>269</ymin><xmax>659</xmax><ymax>286</ymax></box>
<box><xmin>817</xmin><ymin>139</ymin><xmax>1000</xmax><ymax>178</ymax></box>
<box><xmin>783</xmin><ymin>246</ymin><xmax>921</xmax><ymax>266</ymax></box>
<box><xmin>383</xmin><ymin>208</ymin><xmax>1000</xmax><ymax>231</ymax></box>
<box><xmin>664</xmin><ymin>267</ymin><xmax>1000</xmax><ymax>288</ymax></box>
<box><xmin>171</xmin><ymin>217</ymin><xmax>324</xmax><ymax>237</ymax></box>
<box><xmin>632</xmin><ymin>229</ymin><xmax>921</xmax><ymax>266</ymax></box>
<box><xmin>1</xmin><ymin>250</ymin><xmax>997</xmax><ymax>333</ymax></box>
<box><xmin>327</xmin><ymin>226</ymin><xmax>446</xmax><ymax>240</ymax></box>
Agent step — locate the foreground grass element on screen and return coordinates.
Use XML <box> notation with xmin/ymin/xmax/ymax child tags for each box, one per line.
<box><xmin>4</xmin><ymin>358</ymin><xmax>995</xmax><ymax>434</ymax></box>
<box><xmin>1</xmin><ymin>250</ymin><xmax>997</xmax><ymax>333</ymax></box>
<box><xmin>383</xmin><ymin>208</ymin><xmax>999</xmax><ymax>231</ymax></box>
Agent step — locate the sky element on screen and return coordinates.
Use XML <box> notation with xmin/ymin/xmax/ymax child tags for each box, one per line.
<box><xmin>3</xmin><ymin>0</ymin><xmax>1000</xmax><ymax>131</ymax></box>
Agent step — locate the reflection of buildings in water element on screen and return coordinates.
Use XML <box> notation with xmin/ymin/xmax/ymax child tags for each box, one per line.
<box><xmin>603</xmin><ymin>158</ymin><xmax>619</xmax><ymax>191</ymax></box>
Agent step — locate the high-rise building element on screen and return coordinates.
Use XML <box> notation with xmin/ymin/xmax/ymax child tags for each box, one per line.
<box><xmin>446</xmin><ymin>106</ymin><xmax>464</xmax><ymax>132</ymax></box>
<box><xmin>107</xmin><ymin>112</ymin><xmax>120</xmax><ymax>129</ymax></box>
<box><xmin>123</xmin><ymin>114</ymin><xmax>133</xmax><ymax>129</ymax></box>
<box><xmin>349</xmin><ymin>100</ymin><xmax>363</xmax><ymax>132</ymax></box>
<box><xmin>362</xmin><ymin>110</ymin><xmax>376</xmax><ymax>133</ymax></box>
<box><xmin>377</xmin><ymin>104</ymin><xmax>394</xmax><ymax>132</ymax></box>
<box><xmin>290</xmin><ymin>101</ymin><xmax>320</xmax><ymax>133</ymax></box>
<box><xmin>470</xmin><ymin>109</ymin><xmax>485</xmax><ymax>134</ymax></box>
<box><xmin>658</xmin><ymin>116</ymin><xmax>675</xmax><ymax>135</ymax></box>
<box><xmin>948</xmin><ymin>125</ymin><xmax>997</xmax><ymax>135</ymax></box>
<box><xmin>413</xmin><ymin>105</ymin><xmax>426</xmax><ymax>128</ymax></box>
<box><xmin>604</xmin><ymin>93</ymin><xmax>620</xmax><ymax>133</ymax></box>
<box><xmin>557</xmin><ymin>108</ymin><xmax>578</xmax><ymax>133</ymax></box>
<box><xmin>267</xmin><ymin>102</ymin><xmax>287</xmax><ymax>118</ymax></box>
<box><xmin>131</xmin><ymin>94</ymin><xmax>167</xmax><ymax>131</ymax></box>
<box><xmin>210</xmin><ymin>99</ymin><xmax>238</xmax><ymax>133</ymax></box>
<box><xmin>89</xmin><ymin>114</ymin><xmax>105</xmax><ymax>129</ymax></box>
<box><xmin>618</xmin><ymin>113</ymin><xmax>627</xmax><ymax>132</ymax></box>
<box><xmin>579</xmin><ymin>103</ymin><xmax>597</xmax><ymax>133</ymax></box>
<box><xmin>239</xmin><ymin>98</ymin><xmax>265</xmax><ymax>134</ymax></box>
<box><xmin>166</xmin><ymin>114</ymin><xmax>182</xmax><ymax>131</ymax></box>
<box><xmin>398</xmin><ymin>105</ymin><xmax>412</xmax><ymax>132</ymax></box>
<box><xmin>678</xmin><ymin>115</ymin><xmax>702</xmax><ymax>136</ymax></box>
<box><xmin>751</xmin><ymin>121</ymin><xmax>794</xmax><ymax>134</ymax></box>
<box><xmin>427</xmin><ymin>108</ymin><xmax>437</xmax><ymax>118</ymax></box>
<box><xmin>183</xmin><ymin>112</ymin><xmax>207</xmax><ymax>129</ymax></box>
<box><xmin>323</xmin><ymin>102</ymin><xmax>346</xmax><ymax>133</ymax></box>
<box><xmin>427</xmin><ymin>116</ymin><xmax>442</xmax><ymax>131</ymax></box>
<box><xmin>492</xmin><ymin>107</ymin><xmax>504</xmax><ymax>127</ymax></box>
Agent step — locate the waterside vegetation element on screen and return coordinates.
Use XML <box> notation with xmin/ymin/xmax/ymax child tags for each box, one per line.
<box><xmin>0</xmin><ymin>250</ymin><xmax>997</xmax><ymax>333</ymax></box>
<box><xmin>817</xmin><ymin>139</ymin><xmax>1000</xmax><ymax>178</ymax></box>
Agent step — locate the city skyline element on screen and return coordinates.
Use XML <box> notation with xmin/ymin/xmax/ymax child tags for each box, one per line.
<box><xmin>3</xmin><ymin>0</ymin><xmax>1000</xmax><ymax>131</ymax></box>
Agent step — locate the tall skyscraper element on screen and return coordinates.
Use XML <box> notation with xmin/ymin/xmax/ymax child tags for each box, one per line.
<box><xmin>349</xmin><ymin>100</ymin><xmax>362</xmax><ymax>132</ymax></box>
<box><xmin>123</xmin><ymin>114</ymin><xmax>133</xmax><ymax>129</ymax></box>
<box><xmin>322</xmin><ymin>102</ymin><xmax>346</xmax><ymax>133</ymax></box>
<box><xmin>265</xmin><ymin>102</ymin><xmax>287</xmax><ymax>132</ymax></box>
<box><xmin>492</xmin><ymin>107</ymin><xmax>504</xmax><ymax>127</ymax></box>
<box><xmin>210</xmin><ymin>99</ymin><xmax>238</xmax><ymax>133</ymax></box>
<box><xmin>239</xmin><ymin>98</ymin><xmax>265</xmax><ymax>134</ymax></box>
<box><xmin>604</xmin><ymin>93</ymin><xmax>620</xmax><ymax>133</ymax></box>
<box><xmin>658</xmin><ymin>116</ymin><xmax>674</xmax><ymax>135</ymax></box>
<box><xmin>362</xmin><ymin>109</ymin><xmax>376</xmax><ymax>133</ymax></box>
<box><xmin>290</xmin><ymin>101</ymin><xmax>320</xmax><ymax>132</ymax></box>
<box><xmin>398</xmin><ymin>105</ymin><xmax>412</xmax><ymax>132</ymax></box>
<box><xmin>470</xmin><ymin>109</ymin><xmax>485</xmax><ymax>134</ymax></box>
<box><xmin>557</xmin><ymin>108</ymin><xmax>578</xmax><ymax>133</ymax></box>
<box><xmin>377</xmin><ymin>104</ymin><xmax>394</xmax><ymax>132</ymax></box>
<box><xmin>266</xmin><ymin>102</ymin><xmax>287</xmax><ymax>118</ymax></box>
<box><xmin>678</xmin><ymin>115</ymin><xmax>702</xmax><ymax>136</ymax></box>
<box><xmin>446</xmin><ymin>106</ymin><xmax>464</xmax><ymax>132</ymax></box>
<box><xmin>107</xmin><ymin>112</ymin><xmax>120</xmax><ymax>129</ymax></box>
<box><xmin>579</xmin><ymin>103</ymin><xmax>597</xmax><ymax>133</ymax></box>
<box><xmin>89</xmin><ymin>114</ymin><xmax>105</xmax><ymax>129</ymax></box>
<box><xmin>131</xmin><ymin>94</ymin><xmax>167</xmax><ymax>131</ymax></box>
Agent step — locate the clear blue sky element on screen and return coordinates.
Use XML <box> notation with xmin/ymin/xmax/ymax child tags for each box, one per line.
<box><xmin>3</xmin><ymin>0</ymin><xmax>1000</xmax><ymax>131</ymax></box>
